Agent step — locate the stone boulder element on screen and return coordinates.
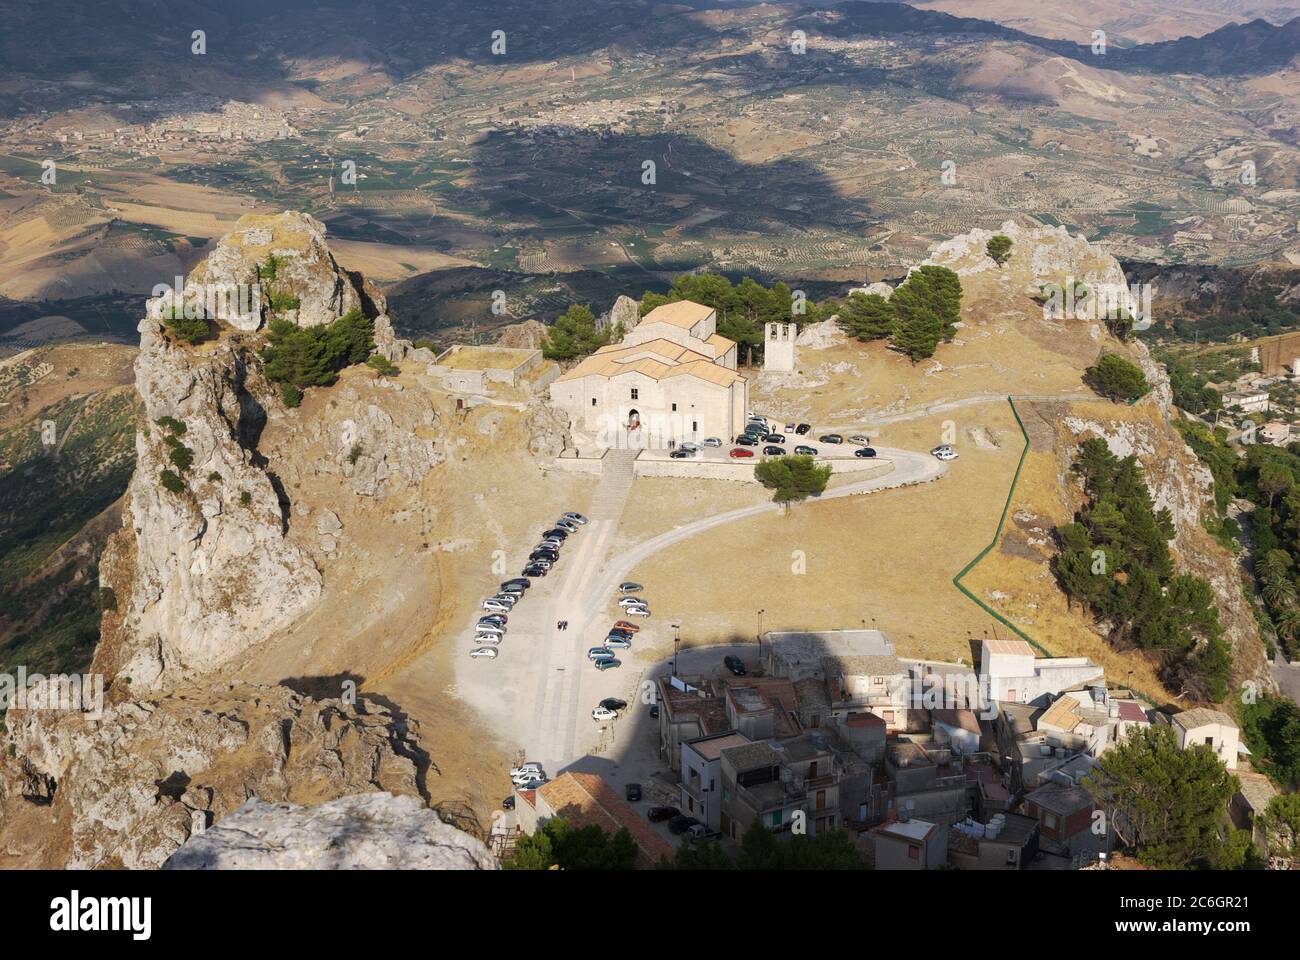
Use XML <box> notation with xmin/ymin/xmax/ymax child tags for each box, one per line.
<box><xmin>162</xmin><ymin>794</ymin><xmax>497</xmax><ymax>870</ymax></box>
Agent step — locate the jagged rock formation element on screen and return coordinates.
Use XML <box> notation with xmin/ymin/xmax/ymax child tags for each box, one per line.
<box><xmin>162</xmin><ymin>793</ymin><xmax>497</xmax><ymax>870</ymax></box>
<box><xmin>598</xmin><ymin>293</ymin><xmax>640</xmax><ymax>334</ymax></box>
<box><xmin>98</xmin><ymin>318</ymin><xmax>322</xmax><ymax>688</ymax></box>
<box><xmin>496</xmin><ymin>318</ymin><xmax>548</xmax><ymax>350</ymax></box>
<box><xmin>0</xmin><ymin>682</ymin><xmax>425</xmax><ymax>869</ymax></box>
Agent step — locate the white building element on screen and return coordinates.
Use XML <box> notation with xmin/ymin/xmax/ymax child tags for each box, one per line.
<box><xmin>1223</xmin><ymin>388</ymin><xmax>1270</xmax><ymax>414</ymax></box>
<box><xmin>548</xmin><ymin>300</ymin><xmax>747</xmax><ymax>447</ymax></box>
<box><xmin>1170</xmin><ymin>708</ymin><xmax>1241</xmax><ymax>771</ymax></box>
<box><xmin>978</xmin><ymin>638</ymin><xmax>1104</xmax><ymax>707</ymax></box>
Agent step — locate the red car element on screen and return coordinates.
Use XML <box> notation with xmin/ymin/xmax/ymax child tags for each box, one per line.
<box><xmin>613</xmin><ymin>620</ymin><xmax>641</xmax><ymax>633</ymax></box>
<box><xmin>729</xmin><ymin>447</ymin><xmax>755</xmax><ymax>458</ymax></box>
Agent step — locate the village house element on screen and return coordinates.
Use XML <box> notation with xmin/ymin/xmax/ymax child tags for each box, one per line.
<box><xmin>718</xmin><ymin>733</ymin><xmax>840</xmax><ymax>839</ymax></box>
<box><xmin>948</xmin><ymin>812</ymin><xmax>1040</xmax><ymax>870</ymax></box>
<box><xmin>1165</xmin><ymin>707</ymin><xmax>1242</xmax><ymax>771</ymax></box>
<box><xmin>978</xmin><ymin>638</ymin><xmax>1104</xmax><ymax>707</ymax></box>
<box><xmin>514</xmin><ymin>772</ymin><xmax>674</xmax><ymax>868</ymax></box>
<box><xmin>870</xmin><ymin>817</ymin><xmax>948</xmax><ymax>870</ymax></box>
<box><xmin>681</xmin><ymin>731</ymin><xmax>751</xmax><ymax>833</ymax></box>
<box><xmin>655</xmin><ymin>675</ymin><xmax>727</xmax><ymax>772</ymax></box>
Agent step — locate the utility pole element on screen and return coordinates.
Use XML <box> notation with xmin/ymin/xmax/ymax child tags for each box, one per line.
<box><xmin>757</xmin><ymin>608</ymin><xmax>765</xmax><ymax>662</ymax></box>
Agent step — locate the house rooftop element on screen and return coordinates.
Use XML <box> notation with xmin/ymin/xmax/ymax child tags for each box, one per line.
<box><xmin>875</xmin><ymin>818</ymin><xmax>938</xmax><ymax>843</ymax></box>
<box><xmin>720</xmin><ymin>740</ymin><xmax>782</xmax><ymax>772</ymax></box>
<box><xmin>1173</xmin><ymin>708</ymin><xmax>1236</xmax><ymax>732</ymax></box>
<box><xmin>1025</xmin><ymin>781</ymin><xmax>1094</xmax><ymax>817</ymax></box>
<box><xmin>1115</xmin><ymin>701</ymin><xmax>1149</xmax><ymax>724</ymax></box>
<box><xmin>640</xmin><ymin>300</ymin><xmax>716</xmax><ymax>329</ymax></box>
<box><xmin>984</xmin><ymin>638</ymin><xmax>1035</xmax><ymax>657</ymax></box>
<box><xmin>537</xmin><ymin>772</ymin><xmax>674</xmax><ymax>867</ymax></box>
<box><xmin>684</xmin><ymin>730</ymin><xmax>751</xmax><ymax>761</ymax></box>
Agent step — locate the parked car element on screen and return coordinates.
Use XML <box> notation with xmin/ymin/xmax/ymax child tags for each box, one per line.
<box><xmin>522</xmin><ymin>564</ymin><xmax>549</xmax><ymax>578</ymax></box>
<box><xmin>561</xmin><ymin>512</ymin><xmax>588</xmax><ymax>525</ymax></box>
<box><xmin>502</xmin><ymin>796</ymin><xmax>515</xmax><ymax>811</ymax></box>
<box><xmin>594</xmin><ymin>658</ymin><xmax>622</xmax><ymax>671</ymax></box>
<box><xmin>625</xmin><ymin>783</ymin><xmax>642</xmax><ymax>802</ymax></box>
<box><xmin>669</xmin><ymin>449</ymin><xmax>692</xmax><ymax>458</ymax></box>
<box><xmin>854</xmin><ymin>447</ymin><xmax>877</xmax><ymax>458</ymax></box>
<box><xmin>529</xmin><ymin>550</ymin><xmax>559</xmax><ymax>563</ymax></box>
<box><xmin>619</xmin><ymin>582</ymin><xmax>643</xmax><ymax>593</ymax></box>
<box><xmin>647</xmin><ymin>806</ymin><xmax>680</xmax><ymax>823</ymax></box>
<box><xmin>587</xmin><ymin>646</ymin><xmax>615</xmax><ymax>661</ymax></box>
<box><xmin>735</xmin><ymin>434</ymin><xmax>757</xmax><ymax>446</ymax></box>
<box><xmin>516</xmin><ymin>778</ymin><xmax>547</xmax><ymax>791</ymax></box>
<box><xmin>625</xmin><ymin>606</ymin><xmax>651</xmax><ymax>617</ymax></box>
<box><xmin>605</xmin><ymin>636</ymin><xmax>631</xmax><ymax>649</ymax></box>
<box><xmin>849</xmin><ymin>434</ymin><xmax>869</xmax><ymax>444</ymax></box>
<box><xmin>479</xmin><ymin>614</ymin><xmax>507</xmax><ymax>626</ymax></box>
<box><xmin>500</xmin><ymin>583</ymin><xmax>527</xmax><ymax>596</ymax></box>
<box><xmin>510</xmin><ymin>762</ymin><xmax>544</xmax><ymax>780</ymax></box>
<box><xmin>592</xmin><ymin>706</ymin><xmax>618</xmax><ymax>722</ymax></box>
<box><xmin>607</xmin><ymin>627</ymin><xmax>634</xmax><ymax>639</ymax></box>
<box><xmin>730</xmin><ymin>447</ymin><xmax>755</xmax><ymax>459</ymax></box>
<box><xmin>819</xmin><ymin>434</ymin><xmax>844</xmax><ymax>444</ymax></box>
<box><xmin>612</xmin><ymin>620</ymin><xmax>640</xmax><ymax>633</ymax></box>
<box><xmin>649</xmin><ymin>703</ymin><xmax>660</xmax><ymax>719</ymax></box>
<box><xmin>482</xmin><ymin>599</ymin><xmax>511</xmax><ymax>613</ymax></box>
<box><xmin>762</xmin><ymin>445</ymin><xmax>785</xmax><ymax>456</ymax></box>
<box><xmin>475</xmin><ymin>624</ymin><xmax>505</xmax><ymax>636</ymax></box>
<box><xmin>599</xmin><ymin>698</ymin><xmax>628</xmax><ymax>711</ymax></box>
<box><xmin>686</xmin><ymin>824</ymin><xmax>721</xmax><ymax>843</ymax></box>
<box><xmin>489</xmin><ymin>594</ymin><xmax>519</xmax><ymax>606</ymax></box>
<box><xmin>501</xmin><ymin>578</ymin><xmax>530</xmax><ymax>590</ymax></box>
<box><xmin>618</xmin><ymin>595</ymin><xmax>647</xmax><ymax>607</ymax></box>
<box><xmin>680</xmin><ymin>442</ymin><xmax>700</xmax><ymax>453</ymax></box>
<box><xmin>794</xmin><ymin>445</ymin><xmax>818</xmax><ymax>456</ymax></box>
<box><xmin>555</xmin><ymin>518</ymin><xmax>579</xmax><ymax>533</ymax></box>
<box><xmin>469</xmin><ymin>647</ymin><xmax>499</xmax><ymax>659</ymax></box>
<box><xmin>668</xmin><ymin>815</ymin><xmax>701</xmax><ymax>835</ymax></box>
<box><xmin>795</xmin><ymin>423</ymin><xmax>812</xmax><ymax>435</ymax></box>
<box><xmin>931</xmin><ymin>444</ymin><xmax>959</xmax><ymax>461</ymax></box>
<box><xmin>763</xmin><ymin>433</ymin><xmax>785</xmax><ymax>443</ymax></box>
<box><xmin>541</xmin><ymin>528</ymin><xmax>569</xmax><ymax>541</ymax></box>
<box><xmin>784</xmin><ymin>423</ymin><xmax>796</xmax><ymax>433</ymax></box>
<box><xmin>473</xmin><ymin>633</ymin><xmax>503</xmax><ymax>646</ymax></box>
<box><xmin>724</xmin><ymin>655</ymin><xmax>747</xmax><ymax>676</ymax></box>
<box><xmin>702</xmin><ymin>437</ymin><xmax>723</xmax><ymax>447</ymax></box>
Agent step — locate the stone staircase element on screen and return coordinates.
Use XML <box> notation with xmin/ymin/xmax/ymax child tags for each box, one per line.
<box><xmin>589</xmin><ymin>447</ymin><xmax>638</xmax><ymax>522</ymax></box>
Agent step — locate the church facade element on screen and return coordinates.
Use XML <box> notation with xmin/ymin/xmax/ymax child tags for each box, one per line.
<box><xmin>549</xmin><ymin>300</ymin><xmax>748</xmax><ymax>448</ymax></box>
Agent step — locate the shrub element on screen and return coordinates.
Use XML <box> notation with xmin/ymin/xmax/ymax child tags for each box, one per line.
<box><xmin>207</xmin><ymin>471</ymin><xmax>221</xmax><ymax>482</ymax></box>
<box><xmin>366</xmin><ymin>354</ymin><xmax>398</xmax><ymax>377</ymax></box>
<box><xmin>261</xmin><ymin>307</ymin><xmax>374</xmax><ymax>392</ymax></box>
<box><xmin>163</xmin><ymin>313</ymin><xmax>211</xmax><ymax>345</ymax></box>
<box><xmin>97</xmin><ymin>587</ymin><xmax>117</xmax><ymax>612</ymax></box>
<box><xmin>348</xmin><ymin>443</ymin><xmax>363</xmax><ymax>465</ymax></box>
<box><xmin>159</xmin><ymin>469</ymin><xmax>185</xmax><ymax>494</ymax></box>
<box><xmin>1086</xmin><ymin>352</ymin><xmax>1149</xmax><ymax>402</ymax></box>
<box><xmin>986</xmin><ymin>234</ymin><xmax>1012</xmax><ymax>267</ymax></box>
<box><xmin>279</xmin><ymin>382</ymin><xmax>303</xmax><ymax>408</ymax></box>
<box><xmin>239</xmin><ymin>491</ymin><xmax>252</xmax><ymax>506</ymax></box>
<box><xmin>168</xmin><ymin>445</ymin><xmax>194</xmax><ymax>473</ymax></box>
<box><xmin>155</xmin><ymin>416</ymin><xmax>187</xmax><ymax>436</ymax></box>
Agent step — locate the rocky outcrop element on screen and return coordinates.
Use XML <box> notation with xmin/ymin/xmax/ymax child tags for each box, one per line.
<box><xmin>0</xmin><ymin>682</ymin><xmax>426</xmax><ymax>869</ymax></box>
<box><xmin>99</xmin><ymin>319</ymin><xmax>322</xmax><ymax>688</ymax></box>
<box><xmin>524</xmin><ymin>398</ymin><xmax>571</xmax><ymax>458</ymax></box>
<box><xmin>496</xmin><ymin>318</ymin><xmax>548</xmax><ymax>350</ymax></box>
<box><xmin>599</xmin><ymin>294</ymin><xmax>640</xmax><ymax>334</ymax></box>
<box><xmin>162</xmin><ymin>793</ymin><xmax>496</xmax><ymax>870</ymax></box>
